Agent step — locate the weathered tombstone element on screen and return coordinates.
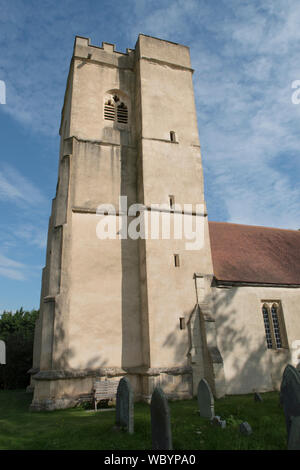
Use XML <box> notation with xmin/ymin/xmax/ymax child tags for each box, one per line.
<box><xmin>151</xmin><ymin>386</ymin><xmax>173</xmax><ymax>450</ymax></box>
<box><xmin>197</xmin><ymin>378</ymin><xmax>214</xmax><ymax>419</ymax></box>
<box><xmin>0</xmin><ymin>340</ymin><xmax>5</xmax><ymax>365</ymax></box>
<box><xmin>115</xmin><ymin>377</ymin><xmax>134</xmax><ymax>434</ymax></box>
<box><xmin>280</xmin><ymin>364</ymin><xmax>300</xmax><ymax>442</ymax></box>
<box><xmin>239</xmin><ymin>422</ymin><xmax>252</xmax><ymax>435</ymax></box>
<box><xmin>254</xmin><ymin>392</ymin><xmax>263</xmax><ymax>402</ymax></box>
<box><xmin>288</xmin><ymin>416</ymin><xmax>300</xmax><ymax>450</ymax></box>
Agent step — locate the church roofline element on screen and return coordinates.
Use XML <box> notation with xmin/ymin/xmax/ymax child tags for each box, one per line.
<box><xmin>209</xmin><ymin>220</ymin><xmax>300</xmax><ymax>233</ymax></box>
<box><xmin>214</xmin><ymin>279</ymin><xmax>300</xmax><ymax>288</ymax></box>
<box><xmin>208</xmin><ymin>221</ymin><xmax>300</xmax><ymax>286</ymax></box>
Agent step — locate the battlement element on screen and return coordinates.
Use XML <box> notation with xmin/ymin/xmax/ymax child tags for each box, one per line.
<box><xmin>73</xmin><ymin>36</ymin><xmax>135</xmax><ymax>69</ymax></box>
<box><xmin>73</xmin><ymin>34</ymin><xmax>192</xmax><ymax>71</ymax></box>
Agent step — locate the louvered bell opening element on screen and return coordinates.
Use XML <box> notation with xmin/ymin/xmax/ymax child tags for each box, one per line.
<box><xmin>104</xmin><ymin>104</ymin><xmax>115</xmax><ymax>121</ymax></box>
<box><xmin>117</xmin><ymin>105</ymin><xmax>128</xmax><ymax>124</ymax></box>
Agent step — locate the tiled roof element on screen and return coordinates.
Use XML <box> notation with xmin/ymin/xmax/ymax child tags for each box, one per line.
<box><xmin>208</xmin><ymin>221</ymin><xmax>300</xmax><ymax>285</ymax></box>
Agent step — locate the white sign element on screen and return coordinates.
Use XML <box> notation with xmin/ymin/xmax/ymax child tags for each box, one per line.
<box><xmin>291</xmin><ymin>340</ymin><xmax>300</xmax><ymax>369</ymax></box>
<box><xmin>0</xmin><ymin>340</ymin><xmax>5</xmax><ymax>364</ymax></box>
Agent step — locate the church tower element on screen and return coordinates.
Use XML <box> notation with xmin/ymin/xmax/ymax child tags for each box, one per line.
<box><xmin>30</xmin><ymin>35</ymin><xmax>224</xmax><ymax>410</ymax></box>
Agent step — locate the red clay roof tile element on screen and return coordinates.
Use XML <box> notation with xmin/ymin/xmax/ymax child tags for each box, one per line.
<box><xmin>208</xmin><ymin>221</ymin><xmax>300</xmax><ymax>285</ymax></box>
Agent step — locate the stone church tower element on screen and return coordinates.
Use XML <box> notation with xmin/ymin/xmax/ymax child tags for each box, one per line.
<box><xmin>30</xmin><ymin>34</ymin><xmax>225</xmax><ymax>410</ymax></box>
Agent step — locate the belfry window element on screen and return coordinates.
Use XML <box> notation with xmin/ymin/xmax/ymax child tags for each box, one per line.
<box><xmin>261</xmin><ymin>302</ymin><xmax>288</xmax><ymax>350</ymax></box>
<box><xmin>117</xmin><ymin>102</ymin><xmax>128</xmax><ymax>123</ymax></box>
<box><xmin>104</xmin><ymin>94</ymin><xmax>128</xmax><ymax>124</ymax></box>
<box><xmin>104</xmin><ymin>99</ymin><xmax>115</xmax><ymax>121</ymax></box>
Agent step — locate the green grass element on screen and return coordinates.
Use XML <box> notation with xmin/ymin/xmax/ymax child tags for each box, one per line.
<box><xmin>0</xmin><ymin>390</ymin><xmax>287</xmax><ymax>450</ymax></box>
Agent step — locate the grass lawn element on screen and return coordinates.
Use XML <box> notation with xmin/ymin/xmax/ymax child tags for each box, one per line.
<box><xmin>0</xmin><ymin>390</ymin><xmax>287</xmax><ymax>450</ymax></box>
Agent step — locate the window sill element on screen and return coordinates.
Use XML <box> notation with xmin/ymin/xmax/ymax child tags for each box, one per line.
<box><xmin>271</xmin><ymin>348</ymin><xmax>289</xmax><ymax>353</ymax></box>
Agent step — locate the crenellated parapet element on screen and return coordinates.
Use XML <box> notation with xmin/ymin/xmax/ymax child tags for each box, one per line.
<box><xmin>73</xmin><ymin>36</ymin><xmax>135</xmax><ymax>69</ymax></box>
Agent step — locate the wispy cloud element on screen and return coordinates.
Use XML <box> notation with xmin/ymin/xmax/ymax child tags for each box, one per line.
<box><xmin>188</xmin><ymin>1</ymin><xmax>300</xmax><ymax>228</ymax></box>
<box><xmin>0</xmin><ymin>164</ymin><xmax>46</xmax><ymax>207</ymax></box>
<box><xmin>0</xmin><ymin>253</ymin><xmax>27</xmax><ymax>280</ymax></box>
<box><xmin>13</xmin><ymin>223</ymin><xmax>47</xmax><ymax>249</ymax></box>
<box><xmin>0</xmin><ymin>0</ymin><xmax>76</xmax><ymax>135</ymax></box>
<box><xmin>0</xmin><ymin>0</ymin><xmax>299</xmax><ymax>230</ymax></box>
<box><xmin>118</xmin><ymin>0</ymin><xmax>300</xmax><ymax>228</ymax></box>
<box><xmin>0</xmin><ymin>163</ymin><xmax>47</xmax><ymax>280</ymax></box>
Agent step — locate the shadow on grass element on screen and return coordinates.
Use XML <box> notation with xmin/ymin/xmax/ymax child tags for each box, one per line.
<box><xmin>0</xmin><ymin>390</ymin><xmax>287</xmax><ymax>450</ymax></box>
<box><xmin>170</xmin><ymin>392</ymin><xmax>286</xmax><ymax>450</ymax></box>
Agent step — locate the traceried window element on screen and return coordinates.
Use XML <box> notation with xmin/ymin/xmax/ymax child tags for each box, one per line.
<box><xmin>271</xmin><ymin>304</ymin><xmax>282</xmax><ymax>349</ymax></box>
<box><xmin>104</xmin><ymin>94</ymin><xmax>128</xmax><ymax>124</ymax></box>
<box><xmin>262</xmin><ymin>305</ymin><xmax>273</xmax><ymax>349</ymax></box>
<box><xmin>261</xmin><ymin>302</ymin><xmax>288</xmax><ymax>350</ymax></box>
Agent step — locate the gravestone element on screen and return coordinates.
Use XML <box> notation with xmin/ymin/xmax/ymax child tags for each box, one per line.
<box><xmin>0</xmin><ymin>340</ymin><xmax>5</xmax><ymax>365</ymax></box>
<box><xmin>254</xmin><ymin>393</ymin><xmax>263</xmax><ymax>402</ymax></box>
<box><xmin>239</xmin><ymin>422</ymin><xmax>252</xmax><ymax>435</ymax></box>
<box><xmin>151</xmin><ymin>387</ymin><xmax>173</xmax><ymax>450</ymax></box>
<box><xmin>280</xmin><ymin>364</ymin><xmax>300</xmax><ymax>442</ymax></box>
<box><xmin>211</xmin><ymin>415</ymin><xmax>226</xmax><ymax>428</ymax></box>
<box><xmin>115</xmin><ymin>377</ymin><xmax>134</xmax><ymax>434</ymax></box>
<box><xmin>288</xmin><ymin>416</ymin><xmax>300</xmax><ymax>450</ymax></box>
<box><xmin>197</xmin><ymin>378</ymin><xmax>214</xmax><ymax>419</ymax></box>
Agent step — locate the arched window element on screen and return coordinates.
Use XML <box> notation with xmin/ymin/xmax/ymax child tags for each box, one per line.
<box><xmin>271</xmin><ymin>304</ymin><xmax>282</xmax><ymax>349</ymax></box>
<box><xmin>261</xmin><ymin>301</ymin><xmax>288</xmax><ymax>350</ymax></box>
<box><xmin>262</xmin><ymin>305</ymin><xmax>273</xmax><ymax>349</ymax></box>
<box><xmin>104</xmin><ymin>93</ymin><xmax>128</xmax><ymax>124</ymax></box>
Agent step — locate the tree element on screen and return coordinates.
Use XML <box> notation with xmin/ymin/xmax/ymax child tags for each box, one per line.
<box><xmin>0</xmin><ymin>308</ymin><xmax>39</xmax><ymax>389</ymax></box>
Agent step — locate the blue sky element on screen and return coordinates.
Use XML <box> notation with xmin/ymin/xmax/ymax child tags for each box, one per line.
<box><xmin>0</xmin><ymin>0</ymin><xmax>300</xmax><ymax>312</ymax></box>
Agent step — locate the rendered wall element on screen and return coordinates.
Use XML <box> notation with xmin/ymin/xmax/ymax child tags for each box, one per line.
<box><xmin>212</xmin><ymin>285</ymin><xmax>300</xmax><ymax>394</ymax></box>
<box><xmin>135</xmin><ymin>35</ymin><xmax>213</xmax><ymax>376</ymax></box>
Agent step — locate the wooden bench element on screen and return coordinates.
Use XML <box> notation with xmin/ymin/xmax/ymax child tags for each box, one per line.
<box><xmin>93</xmin><ymin>379</ymin><xmax>119</xmax><ymax>411</ymax></box>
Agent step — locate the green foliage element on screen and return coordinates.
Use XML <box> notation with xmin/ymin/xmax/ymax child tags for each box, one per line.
<box><xmin>225</xmin><ymin>414</ymin><xmax>243</xmax><ymax>428</ymax></box>
<box><xmin>0</xmin><ymin>308</ymin><xmax>39</xmax><ymax>390</ymax></box>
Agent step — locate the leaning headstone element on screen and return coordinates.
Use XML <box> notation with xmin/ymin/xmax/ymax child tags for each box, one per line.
<box><xmin>197</xmin><ymin>378</ymin><xmax>214</xmax><ymax>419</ymax></box>
<box><xmin>115</xmin><ymin>377</ymin><xmax>134</xmax><ymax>434</ymax></box>
<box><xmin>0</xmin><ymin>340</ymin><xmax>5</xmax><ymax>365</ymax></box>
<box><xmin>254</xmin><ymin>392</ymin><xmax>263</xmax><ymax>402</ymax></box>
<box><xmin>151</xmin><ymin>387</ymin><xmax>173</xmax><ymax>450</ymax></box>
<box><xmin>288</xmin><ymin>416</ymin><xmax>300</xmax><ymax>450</ymax></box>
<box><xmin>211</xmin><ymin>415</ymin><xmax>226</xmax><ymax>428</ymax></box>
<box><xmin>280</xmin><ymin>364</ymin><xmax>300</xmax><ymax>442</ymax></box>
<box><xmin>239</xmin><ymin>422</ymin><xmax>252</xmax><ymax>435</ymax></box>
